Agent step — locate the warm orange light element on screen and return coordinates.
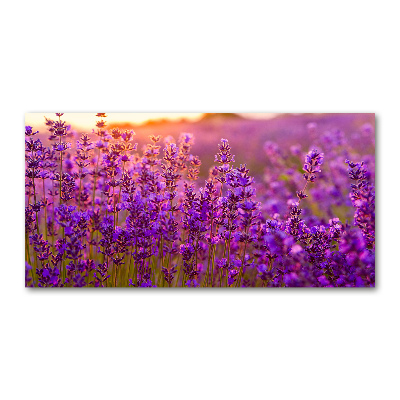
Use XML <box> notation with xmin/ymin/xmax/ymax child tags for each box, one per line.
<box><xmin>25</xmin><ymin>112</ymin><xmax>279</xmax><ymax>131</ymax></box>
<box><xmin>26</xmin><ymin>113</ymin><xmax>205</xmax><ymax>131</ymax></box>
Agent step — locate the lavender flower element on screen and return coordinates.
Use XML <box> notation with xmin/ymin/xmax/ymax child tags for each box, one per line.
<box><xmin>303</xmin><ymin>149</ymin><xmax>324</xmax><ymax>183</ymax></box>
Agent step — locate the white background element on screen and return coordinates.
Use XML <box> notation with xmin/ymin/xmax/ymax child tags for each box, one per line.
<box><xmin>1</xmin><ymin>1</ymin><xmax>399</xmax><ymax>399</ymax></box>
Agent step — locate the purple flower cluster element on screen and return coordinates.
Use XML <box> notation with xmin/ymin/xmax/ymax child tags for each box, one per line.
<box><xmin>25</xmin><ymin>114</ymin><xmax>375</xmax><ymax>287</ymax></box>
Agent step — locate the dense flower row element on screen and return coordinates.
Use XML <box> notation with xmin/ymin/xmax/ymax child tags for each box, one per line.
<box><xmin>25</xmin><ymin>114</ymin><xmax>375</xmax><ymax>287</ymax></box>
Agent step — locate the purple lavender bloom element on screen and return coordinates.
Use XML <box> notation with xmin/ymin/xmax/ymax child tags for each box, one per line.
<box><xmin>303</xmin><ymin>149</ymin><xmax>324</xmax><ymax>182</ymax></box>
<box><xmin>25</xmin><ymin>126</ymin><xmax>39</xmax><ymax>136</ymax></box>
<box><xmin>186</xmin><ymin>279</ymin><xmax>200</xmax><ymax>288</ymax></box>
<box><xmin>345</xmin><ymin>160</ymin><xmax>375</xmax><ymax>248</ymax></box>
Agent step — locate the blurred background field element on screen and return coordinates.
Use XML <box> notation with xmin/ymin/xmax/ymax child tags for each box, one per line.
<box><xmin>26</xmin><ymin>112</ymin><xmax>375</xmax><ymax>181</ymax></box>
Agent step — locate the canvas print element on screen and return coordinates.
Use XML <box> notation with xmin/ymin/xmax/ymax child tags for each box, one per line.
<box><xmin>25</xmin><ymin>113</ymin><xmax>375</xmax><ymax>288</ymax></box>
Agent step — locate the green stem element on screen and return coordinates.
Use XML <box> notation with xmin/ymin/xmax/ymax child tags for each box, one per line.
<box><xmin>92</xmin><ymin>148</ymin><xmax>100</xmax><ymax>208</ymax></box>
<box><xmin>225</xmin><ymin>230</ymin><xmax>232</xmax><ymax>287</ymax></box>
<box><xmin>52</xmin><ymin>193</ymin><xmax>56</xmax><ymax>248</ymax></box>
<box><xmin>116</xmin><ymin>161</ymin><xmax>125</xmax><ymax>225</ymax></box>
<box><xmin>32</xmin><ymin>176</ymin><xmax>39</xmax><ymax>234</ymax></box>
<box><xmin>236</xmin><ymin>231</ymin><xmax>249</xmax><ymax>287</ymax></box>
<box><xmin>42</xmin><ymin>179</ymin><xmax>48</xmax><ymax>240</ymax></box>
<box><xmin>78</xmin><ymin>166</ymin><xmax>83</xmax><ymax>211</ymax></box>
<box><xmin>31</xmin><ymin>149</ymin><xmax>39</xmax><ymax>234</ymax></box>
<box><xmin>113</xmin><ymin>183</ymin><xmax>116</xmax><ymax>229</ymax></box>
<box><xmin>59</xmin><ymin>142</ymin><xmax>63</xmax><ymax>207</ymax></box>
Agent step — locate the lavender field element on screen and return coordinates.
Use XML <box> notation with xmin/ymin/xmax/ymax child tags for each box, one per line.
<box><xmin>25</xmin><ymin>113</ymin><xmax>375</xmax><ymax>287</ymax></box>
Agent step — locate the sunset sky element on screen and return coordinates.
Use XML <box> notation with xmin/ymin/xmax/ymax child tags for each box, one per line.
<box><xmin>25</xmin><ymin>113</ymin><xmax>278</xmax><ymax>131</ymax></box>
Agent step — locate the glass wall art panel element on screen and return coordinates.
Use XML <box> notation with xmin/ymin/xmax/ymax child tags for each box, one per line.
<box><xmin>24</xmin><ymin>113</ymin><xmax>375</xmax><ymax>288</ymax></box>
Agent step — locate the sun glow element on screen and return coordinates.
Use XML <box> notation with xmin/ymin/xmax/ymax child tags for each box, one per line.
<box><xmin>25</xmin><ymin>112</ymin><xmax>279</xmax><ymax>132</ymax></box>
<box><xmin>25</xmin><ymin>113</ymin><xmax>204</xmax><ymax>131</ymax></box>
